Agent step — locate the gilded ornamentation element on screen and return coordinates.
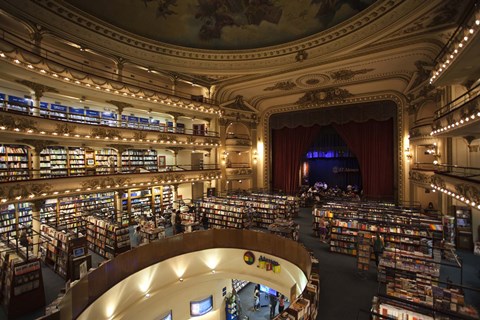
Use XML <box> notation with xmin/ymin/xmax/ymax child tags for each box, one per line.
<box><xmin>296</xmin><ymin>87</ymin><xmax>353</xmax><ymax>105</ymax></box>
<box><xmin>91</xmin><ymin>128</ymin><xmax>121</xmax><ymax>139</ymax></box>
<box><xmin>15</xmin><ymin>139</ymin><xmax>57</xmax><ymax>153</ymax></box>
<box><xmin>430</xmin><ymin>175</ymin><xmax>445</xmax><ymax>188</ymax></box>
<box><xmin>15</xmin><ymin>80</ymin><xmax>58</xmax><ymax>99</ymax></box>
<box><xmin>166</xmin><ymin>112</ymin><xmax>184</xmax><ymax>120</ymax></box>
<box><xmin>0</xmin><ymin>183</ymin><xmax>52</xmax><ymax>200</ymax></box>
<box><xmin>55</xmin><ymin>123</ymin><xmax>76</xmax><ymax>135</ymax></box>
<box><xmin>81</xmin><ymin>177</ymin><xmax>131</xmax><ymax>189</ymax></box>
<box><xmin>330</xmin><ymin>68</ymin><xmax>374</xmax><ymax>81</ymax></box>
<box><xmin>105</xmin><ymin>100</ymin><xmax>133</xmax><ymax>114</ymax></box>
<box><xmin>409</xmin><ymin>170</ymin><xmax>431</xmax><ymax>184</ymax></box>
<box><xmin>454</xmin><ymin>184</ymin><xmax>480</xmax><ymax>203</ymax></box>
<box><xmin>106</xmin><ymin>144</ymin><xmax>133</xmax><ymax>154</ymax></box>
<box><xmin>264</xmin><ymin>81</ymin><xmax>296</xmax><ymax>91</ymax></box>
<box><xmin>187</xmin><ymin>136</ymin><xmax>196</xmax><ymax>144</ymax></box>
<box><xmin>133</xmin><ymin>131</ymin><xmax>147</xmax><ymax>140</ymax></box>
<box><xmin>153</xmin><ymin>173</ymin><xmax>185</xmax><ymax>183</ymax></box>
<box><xmin>158</xmin><ymin>133</ymin><xmax>176</xmax><ymax>142</ymax></box>
<box><xmin>0</xmin><ymin>114</ymin><xmax>37</xmax><ymax>131</ymax></box>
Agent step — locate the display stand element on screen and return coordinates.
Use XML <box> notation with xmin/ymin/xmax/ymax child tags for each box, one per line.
<box><xmin>356</xmin><ymin>231</ymin><xmax>372</xmax><ymax>275</ymax></box>
<box><xmin>0</xmin><ymin>252</ymin><xmax>45</xmax><ymax>318</ymax></box>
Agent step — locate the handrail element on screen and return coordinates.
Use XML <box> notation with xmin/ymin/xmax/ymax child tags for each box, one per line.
<box><xmin>0</xmin><ymin>165</ymin><xmax>221</xmax><ymax>183</ymax></box>
<box><xmin>434</xmin><ymin>83</ymin><xmax>480</xmax><ymax>118</ymax></box>
<box><xmin>0</xmin><ymin>101</ymin><xmax>220</xmax><ymax>137</ymax></box>
<box><xmin>431</xmin><ymin>0</ymin><xmax>478</xmax><ymax>66</ymax></box>
<box><xmin>57</xmin><ymin>229</ymin><xmax>313</xmax><ymax>319</ymax></box>
<box><xmin>0</xmin><ymin>28</ymin><xmax>217</xmax><ymax>105</ymax></box>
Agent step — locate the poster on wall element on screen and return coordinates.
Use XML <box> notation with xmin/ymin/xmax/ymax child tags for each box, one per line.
<box><xmin>190</xmin><ymin>295</ymin><xmax>213</xmax><ymax>316</ymax></box>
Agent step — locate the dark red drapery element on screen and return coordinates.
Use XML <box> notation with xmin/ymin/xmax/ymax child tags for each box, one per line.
<box><xmin>333</xmin><ymin>119</ymin><xmax>394</xmax><ymax>200</ymax></box>
<box><xmin>272</xmin><ymin>125</ymin><xmax>321</xmax><ymax>194</ymax></box>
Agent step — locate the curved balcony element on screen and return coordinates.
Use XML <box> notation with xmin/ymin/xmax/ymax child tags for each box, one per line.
<box><xmin>225</xmin><ymin>133</ymin><xmax>252</xmax><ymax>147</ymax></box>
<box><xmin>0</xmin><ymin>166</ymin><xmax>221</xmax><ymax>205</ymax></box>
<box><xmin>0</xmin><ymin>29</ymin><xmax>219</xmax><ymax>108</ymax></box>
<box><xmin>431</xmin><ymin>85</ymin><xmax>480</xmax><ymax>137</ymax></box>
<box><xmin>57</xmin><ymin>229</ymin><xmax>314</xmax><ymax>319</ymax></box>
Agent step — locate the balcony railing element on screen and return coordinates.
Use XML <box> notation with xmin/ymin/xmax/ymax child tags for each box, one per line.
<box><xmin>434</xmin><ymin>164</ymin><xmax>480</xmax><ymax>183</ymax></box>
<box><xmin>0</xmin><ymin>164</ymin><xmax>220</xmax><ymax>183</ymax></box>
<box><xmin>0</xmin><ymin>101</ymin><xmax>220</xmax><ymax>137</ymax></box>
<box><xmin>434</xmin><ymin>82</ymin><xmax>480</xmax><ymax>119</ymax></box>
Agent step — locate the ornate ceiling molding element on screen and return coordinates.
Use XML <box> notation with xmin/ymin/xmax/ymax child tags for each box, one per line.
<box><xmin>2</xmin><ymin>0</ymin><xmax>437</xmax><ymax>72</ymax></box>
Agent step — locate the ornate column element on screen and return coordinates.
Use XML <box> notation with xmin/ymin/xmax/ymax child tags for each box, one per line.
<box><xmin>30</xmin><ymin>29</ymin><xmax>43</xmax><ymax>56</ymax></box>
<box><xmin>168</xmin><ymin>147</ymin><xmax>183</xmax><ymax>166</ymax></box>
<box><xmin>106</xmin><ymin>100</ymin><xmax>133</xmax><ymax>127</ymax></box>
<box><xmin>31</xmin><ymin>199</ymin><xmax>45</xmax><ymax>256</ymax></box>
<box><xmin>16</xmin><ymin>139</ymin><xmax>56</xmax><ymax>179</ymax></box>
<box><xmin>114</xmin><ymin>57</ymin><xmax>126</xmax><ymax>82</ymax></box>
<box><xmin>218</xmin><ymin>117</ymin><xmax>228</xmax><ymax>193</ymax></box>
<box><xmin>15</xmin><ymin>80</ymin><xmax>58</xmax><ymax>116</ymax></box>
<box><xmin>107</xmin><ymin>144</ymin><xmax>132</xmax><ymax>173</ymax></box>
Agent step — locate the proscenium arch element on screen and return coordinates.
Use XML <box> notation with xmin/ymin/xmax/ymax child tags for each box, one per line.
<box><xmin>261</xmin><ymin>92</ymin><xmax>407</xmax><ymax>203</ymax></box>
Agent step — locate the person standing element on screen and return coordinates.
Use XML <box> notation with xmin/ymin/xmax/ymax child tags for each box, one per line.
<box><xmin>253</xmin><ymin>284</ymin><xmax>260</xmax><ymax>311</ymax></box>
<box><xmin>174</xmin><ymin>211</ymin><xmax>183</xmax><ymax>235</ymax></box>
<box><xmin>373</xmin><ymin>231</ymin><xmax>385</xmax><ymax>267</ymax></box>
<box><xmin>269</xmin><ymin>292</ymin><xmax>278</xmax><ymax>318</ymax></box>
<box><xmin>132</xmin><ymin>226</ymin><xmax>142</xmax><ymax>248</ymax></box>
<box><xmin>278</xmin><ymin>294</ymin><xmax>285</xmax><ymax>313</ymax></box>
<box><xmin>201</xmin><ymin>213</ymin><xmax>209</xmax><ymax>230</ymax></box>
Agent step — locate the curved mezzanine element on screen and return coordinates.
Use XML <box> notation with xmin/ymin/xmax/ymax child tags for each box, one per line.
<box><xmin>59</xmin><ymin>229</ymin><xmax>315</xmax><ymax>320</ymax></box>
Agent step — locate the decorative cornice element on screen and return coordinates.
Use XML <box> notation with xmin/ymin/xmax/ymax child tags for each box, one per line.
<box><xmin>105</xmin><ymin>100</ymin><xmax>134</xmax><ymax>114</ymax></box>
<box><xmin>81</xmin><ymin>177</ymin><xmax>131</xmax><ymax>189</ymax></box>
<box><xmin>0</xmin><ymin>182</ymin><xmax>52</xmax><ymax>199</ymax></box>
<box><xmin>15</xmin><ymin>139</ymin><xmax>57</xmax><ymax>152</ymax></box>
<box><xmin>55</xmin><ymin>123</ymin><xmax>77</xmax><ymax>135</ymax></box>
<box><xmin>15</xmin><ymin>80</ymin><xmax>58</xmax><ymax>98</ymax></box>
<box><xmin>296</xmin><ymin>87</ymin><xmax>354</xmax><ymax>106</ymax></box>
<box><xmin>0</xmin><ymin>113</ymin><xmax>37</xmax><ymax>131</ymax></box>
<box><xmin>91</xmin><ymin>128</ymin><xmax>122</xmax><ymax>139</ymax></box>
<box><xmin>264</xmin><ymin>81</ymin><xmax>297</xmax><ymax>91</ymax></box>
<box><xmin>330</xmin><ymin>68</ymin><xmax>375</xmax><ymax>81</ymax></box>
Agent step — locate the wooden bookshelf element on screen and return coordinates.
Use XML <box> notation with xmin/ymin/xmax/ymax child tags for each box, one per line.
<box><xmin>0</xmin><ymin>144</ymin><xmax>31</xmax><ymax>182</ymax></box>
<box><xmin>84</xmin><ymin>216</ymin><xmax>130</xmax><ymax>259</ymax></box>
<box><xmin>0</xmin><ymin>250</ymin><xmax>45</xmax><ymax>318</ymax></box>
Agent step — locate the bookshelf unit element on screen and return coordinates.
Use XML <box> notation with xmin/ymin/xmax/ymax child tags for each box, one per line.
<box><xmin>39</xmin><ymin>224</ymin><xmax>88</xmax><ymax>279</ymax></box>
<box><xmin>40</xmin><ymin>198</ymin><xmax>58</xmax><ymax>226</ymax></box>
<box><xmin>121</xmin><ymin>149</ymin><xmax>158</xmax><ymax>173</ymax></box>
<box><xmin>453</xmin><ymin>206</ymin><xmax>473</xmax><ymax>251</ymax></box>
<box><xmin>0</xmin><ymin>204</ymin><xmax>17</xmax><ymax>236</ymax></box>
<box><xmin>67</xmin><ymin>147</ymin><xmax>86</xmax><ymax>176</ymax></box>
<box><xmin>196</xmin><ymin>197</ymin><xmax>248</xmax><ymax>229</ymax></box>
<box><xmin>357</xmin><ymin>230</ymin><xmax>372</xmax><ymax>271</ymax></box>
<box><xmin>40</xmin><ymin>147</ymin><xmax>68</xmax><ymax>178</ymax></box>
<box><xmin>76</xmin><ymin>192</ymin><xmax>115</xmax><ymax>220</ymax></box>
<box><xmin>0</xmin><ymin>250</ymin><xmax>45</xmax><ymax>318</ymax></box>
<box><xmin>317</xmin><ymin>202</ymin><xmax>441</xmax><ymax>259</ymax></box>
<box><xmin>0</xmin><ymin>144</ymin><xmax>30</xmax><ymax>182</ymax></box>
<box><xmin>121</xmin><ymin>186</ymin><xmax>173</xmax><ymax>226</ymax></box>
<box><xmin>84</xmin><ymin>216</ymin><xmax>130</xmax><ymax>259</ymax></box>
<box><xmin>95</xmin><ymin>148</ymin><xmax>118</xmax><ymax>174</ymax></box>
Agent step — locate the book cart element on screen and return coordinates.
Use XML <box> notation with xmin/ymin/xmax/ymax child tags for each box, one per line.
<box><xmin>0</xmin><ymin>243</ymin><xmax>45</xmax><ymax>318</ymax></box>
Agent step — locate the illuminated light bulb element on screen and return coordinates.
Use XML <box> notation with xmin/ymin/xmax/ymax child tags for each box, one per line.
<box><xmin>464</xmin><ymin>36</ymin><xmax>468</xmax><ymax>41</ymax></box>
<box><xmin>0</xmin><ymin>53</ymin><xmax>5</xmax><ymax>58</ymax></box>
<box><xmin>75</xmin><ymin>80</ymin><xmax>80</xmax><ymax>84</ymax></box>
<box><xmin>459</xmin><ymin>43</ymin><xmax>463</xmax><ymax>48</ymax></box>
<box><xmin>27</xmin><ymin>64</ymin><xmax>33</xmax><ymax>69</ymax></box>
<box><xmin>52</xmin><ymin>73</ymin><xmax>58</xmax><ymax>77</ymax></box>
<box><xmin>471</xmin><ymin>115</ymin><xmax>475</xmax><ymax>119</ymax></box>
<box><xmin>469</xmin><ymin>28</ymin><xmax>474</xmax><ymax>34</ymax></box>
<box><xmin>86</xmin><ymin>84</ymin><xmax>91</xmax><ymax>87</ymax></box>
<box><xmin>14</xmin><ymin>59</ymin><xmax>20</xmax><ymax>64</ymax></box>
<box><xmin>465</xmin><ymin>199</ymin><xmax>470</xmax><ymax>204</ymax></box>
<box><xmin>40</xmin><ymin>69</ymin><xmax>46</xmax><ymax>73</ymax></box>
<box><xmin>454</xmin><ymin>49</ymin><xmax>458</xmax><ymax>53</ymax></box>
<box><xmin>64</xmin><ymin>77</ymin><xmax>70</xmax><ymax>81</ymax></box>
<box><xmin>450</xmin><ymin>54</ymin><xmax>454</xmax><ymax>58</ymax></box>
<box><xmin>460</xmin><ymin>197</ymin><xmax>465</xmax><ymax>201</ymax></box>
<box><xmin>476</xmin><ymin>20</ymin><xmax>480</xmax><ymax>26</ymax></box>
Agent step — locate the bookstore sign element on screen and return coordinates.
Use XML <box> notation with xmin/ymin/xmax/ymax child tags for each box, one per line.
<box><xmin>243</xmin><ymin>251</ymin><xmax>280</xmax><ymax>273</ymax></box>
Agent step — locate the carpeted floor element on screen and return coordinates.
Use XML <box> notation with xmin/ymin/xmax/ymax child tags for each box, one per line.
<box><xmin>1</xmin><ymin>207</ymin><xmax>479</xmax><ymax>320</ymax></box>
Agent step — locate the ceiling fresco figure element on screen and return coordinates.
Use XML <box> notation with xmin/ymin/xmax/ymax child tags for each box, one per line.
<box><xmin>64</xmin><ymin>0</ymin><xmax>376</xmax><ymax>49</ymax></box>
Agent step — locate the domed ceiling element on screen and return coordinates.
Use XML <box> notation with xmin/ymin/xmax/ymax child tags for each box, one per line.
<box><xmin>64</xmin><ymin>0</ymin><xmax>376</xmax><ymax>50</ymax></box>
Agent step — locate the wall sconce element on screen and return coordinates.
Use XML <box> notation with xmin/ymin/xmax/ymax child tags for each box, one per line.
<box><xmin>221</xmin><ymin>151</ymin><xmax>228</xmax><ymax>165</ymax></box>
<box><xmin>405</xmin><ymin>147</ymin><xmax>412</xmax><ymax>160</ymax></box>
<box><xmin>253</xmin><ymin>150</ymin><xmax>258</xmax><ymax>165</ymax></box>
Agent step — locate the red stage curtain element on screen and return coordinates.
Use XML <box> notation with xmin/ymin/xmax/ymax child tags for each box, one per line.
<box><xmin>272</xmin><ymin>125</ymin><xmax>321</xmax><ymax>194</ymax></box>
<box><xmin>333</xmin><ymin>119</ymin><xmax>394</xmax><ymax>200</ymax></box>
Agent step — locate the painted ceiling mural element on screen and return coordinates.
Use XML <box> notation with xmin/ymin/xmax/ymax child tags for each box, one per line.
<box><xmin>64</xmin><ymin>0</ymin><xmax>376</xmax><ymax>50</ymax></box>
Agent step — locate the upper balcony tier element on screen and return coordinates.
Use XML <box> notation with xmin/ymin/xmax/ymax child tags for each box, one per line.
<box><xmin>430</xmin><ymin>84</ymin><xmax>480</xmax><ymax>138</ymax></box>
<box><xmin>0</xmin><ymin>104</ymin><xmax>220</xmax><ymax>146</ymax></box>
<box><xmin>0</xmin><ymin>33</ymin><xmax>221</xmax><ymax>116</ymax></box>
